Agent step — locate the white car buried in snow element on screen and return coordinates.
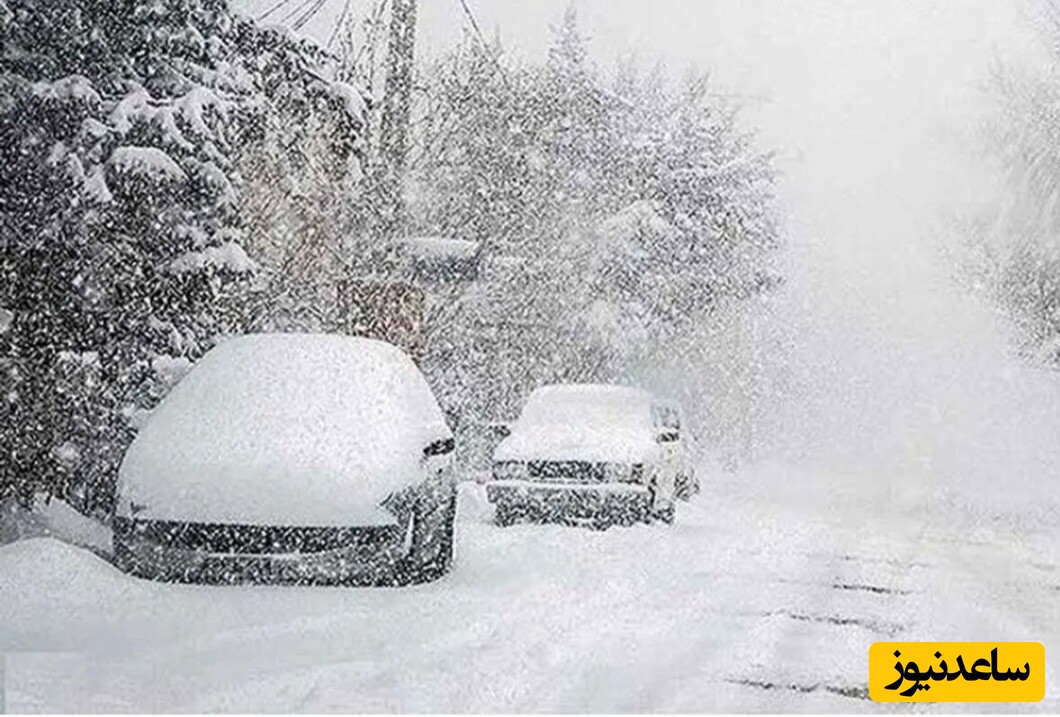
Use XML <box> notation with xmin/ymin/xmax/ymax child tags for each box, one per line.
<box><xmin>112</xmin><ymin>334</ymin><xmax>457</xmax><ymax>587</ymax></box>
<box><xmin>487</xmin><ymin>385</ymin><xmax>693</xmax><ymax>528</ymax></box>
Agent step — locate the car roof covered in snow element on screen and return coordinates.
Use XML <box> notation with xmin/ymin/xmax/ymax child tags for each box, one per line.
<box><xmin>525</xmin><ymin>383</ymin><xmax>653</xmax><ymax>405</ymax></box>
<box><xmin>495</xmin><ymin>384</ymin><xmax>660</xmax><ymax>464</ymax></box>
<box><xmin>117</xmin><ymin>334</ymin><xmax>450</xmax><ymax>527</ymax></box>
<box><xmin>519</xmin><ymin>384</ymin><xmax>656</xmax><ymax>431</ymax></box>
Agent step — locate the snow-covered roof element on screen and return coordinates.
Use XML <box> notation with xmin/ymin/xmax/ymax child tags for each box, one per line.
<box><xmin>169</xmin><ymin>242</ymin><xmax>254</xmax><ymax>275</ymax></box>
<box><xmin>525</xmin><ymin>384</ymin><xmax>653</xmax><ymax>407</ymax></box>
<box><xmin>489</xmin><ymin>255</ymin><xmax>525</xmax><ymax>269</ymax></box>
<box><xmin>117</xmin><ymin>334</ymin><xmax>450</xmax><ymax>527</ymax></box>
<box><xmin>596</xmin><ymin>200</ymin><xmax>677</xmax><ymax>245</ymax></box>
<box><xmin>404</xmin><ymin>236</ymin><xmax>481</xmax><ymax>261</ymax></box>
<box><xmin>495</xmin><ymin>384</ymin><xmax>659</xmax><ymax>464</ymax></box>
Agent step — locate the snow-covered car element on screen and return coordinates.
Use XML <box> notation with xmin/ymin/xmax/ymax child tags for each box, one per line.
<box><xmin>486</xmin><ymin>385</ymin><xmax>692</xmax><ymax>528</ymax></box>
<box><xmin>112</xmin><ymin>334</ymin><xmax>457</xmax><ymax>587</ymax></box>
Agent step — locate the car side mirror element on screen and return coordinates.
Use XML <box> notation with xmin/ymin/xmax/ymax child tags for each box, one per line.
<box><xmin>657</xmin><ymin>430</ymin><xmax>679</xmax><ymax>444</ymax></box>
<box><xmin>424</xmin><ymin>437</ymin><xmax>455</xmax><ymax>458</ymax></box>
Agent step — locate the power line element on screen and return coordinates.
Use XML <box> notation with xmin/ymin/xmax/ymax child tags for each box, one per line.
<box><xmin>256</xmin><ymin>0</ymin><xmax>297</xmax><ymax>21</ymax></box>
<box><xmin>453</xmin><ymin>0</ymin><xmax>516</xmax><ymax>98</ymax></box>
<box><xmin>278</xmin><ymin>0</ymin><xmax>315</xmax><ymax>23</ymax></box>
<box><xmin>280</xmin><ymin>0</ymin><xmax>322</xmax><ymax>26</ymax></box>
<box><xmin>326</xmin><ymin>0</ymin><xmax>355</xmax><ymax>49</ymax></box>
<box><xmin>258</xmin><ymin>0</ymin><xmax>342</xmax><ymax>35</ymax></box>
<box><xmin>292</xmin><ymin>0</ymin><xmax>332</xmax><ymax>30</ymax></box>
<box><xmin>455</xmin><ymin>0</ymin><xmax>487</xmax><ymax>48</ymax></box>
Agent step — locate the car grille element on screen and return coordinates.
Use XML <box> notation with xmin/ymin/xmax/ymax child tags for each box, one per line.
<box><xmin>113</xmin><ymin>517</ymin><xmax>401</xmax><ymax>555</ymax></box>
<box><xmin>528</xmin><ymin>461</ymin><xmax>606</xmax><ymax>482</ymax></box>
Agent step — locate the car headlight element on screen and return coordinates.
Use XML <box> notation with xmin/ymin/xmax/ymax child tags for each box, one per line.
<box><xmin>492</xmin><ymin>461</ymin><xmax>528</xmax><ymax>481</ymax></box>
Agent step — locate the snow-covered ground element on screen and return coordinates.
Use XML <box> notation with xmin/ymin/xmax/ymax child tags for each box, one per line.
<box><xmin>2</xmin><ymin>466</ymin><xmax>1057</xmax><ymax>713</ymax></box>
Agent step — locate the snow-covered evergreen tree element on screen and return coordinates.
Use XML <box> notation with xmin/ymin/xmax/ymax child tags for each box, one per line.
<box><xmin>0</xmin><ymin>1</ymin><xmax>363</xmax><ymax>510</ymax></box>
<box><xmin>967</xmin><ymin>6</ymin><xmax>1060</xmax><ymax>364</ymax></box>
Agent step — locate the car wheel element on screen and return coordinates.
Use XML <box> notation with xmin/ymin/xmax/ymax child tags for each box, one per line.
<box><xmin>654</xmin><ymin>504</ymin><xmax>676</xmax><ymax>525</ymax></box>
<box><xmin>113</xmin><ymin>526</ymin><xmax>165</xmax><ymax>581</ymax></box>
<box><xmin>675</xmin><ymin>474</ymin><xmax>691</xmax><ymax>502</ymax></box>
<box><xmin>112</xmin><ymin>533</ymin><xmax>135</xmax><ymax>574</ymax></box>
<box><xmin>433</xmin><ymin>490</ymin><xmax>457</xmax><ymax>573</ymax></box>
<box><xmin>394</xmin><ymin>483</ymin><xmax>456</xmax><ymax>585</ymax></box>
<box><xmin>591</xmin><ymin>515</ymin><xmax>614</xmax><ymax>531</ymax></box>
<box><xmin>647</xmin><ymin>473</ymin><xmax>676</xmax><ymax>517</ymax></box>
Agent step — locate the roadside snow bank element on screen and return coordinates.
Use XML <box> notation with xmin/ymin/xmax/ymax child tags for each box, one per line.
<box><xmin>0</xmin><ymin>497</ymin><xmax>110</xmax><ymax>556</ymax></box>
<box><xmin>0</xmin><ymin>538</ymin><xmax>123</xmax><ymax>600</ymax></box>
<box><xmin>1</xmin><ymin>471</ymin><xmax>1059</xmax><ymax>712</ymax></box>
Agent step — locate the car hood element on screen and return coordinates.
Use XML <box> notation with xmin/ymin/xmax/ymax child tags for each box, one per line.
<box><xmin>493</xmin><ymin>425</ymin><xmax>659</xmax><ymax>465</ymax></box>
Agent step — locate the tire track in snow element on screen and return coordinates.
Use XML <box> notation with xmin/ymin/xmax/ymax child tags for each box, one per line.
<box><xmin>693</xmin><ymin>471</ymin><xmax>934</xmax><ymax>712</ymax></box>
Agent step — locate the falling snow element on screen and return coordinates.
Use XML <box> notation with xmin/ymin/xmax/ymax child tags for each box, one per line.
<box><xmin>2</xmin><ymin>0</ymin><xmax>1060</xmax><ymax>713</ymax></box>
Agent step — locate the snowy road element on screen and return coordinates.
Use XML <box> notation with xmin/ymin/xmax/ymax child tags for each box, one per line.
<box><xmin>2</xmin><ymin>467</ymin><xmax>1058</xmax><ymax>713</ymax></box>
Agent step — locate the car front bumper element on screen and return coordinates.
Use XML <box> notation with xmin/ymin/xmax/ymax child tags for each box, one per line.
<box><xmin>111</xmin><ymin>477</ymin><xmax>459</xmax><ymax>587</ymax></box>
<box><xmin>486</xmin><ymin>480</ymin><xmax>652</xmax><ymax>523</ymax></box>
<box><xmin>112</xmin><ymin>517</ymin><xmax>411</xmax><ymax>586</ymax></box>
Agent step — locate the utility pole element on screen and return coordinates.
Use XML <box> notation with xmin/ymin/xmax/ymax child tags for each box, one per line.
<box><xmin>376</xmin><ymin>0</ymin><xmax>418</xmax><ymax>241</ymax></box>
<box><xmin>340</xmin><ymin>0</ymin><xmax>420</xmax><ymax>347</ymax></box>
